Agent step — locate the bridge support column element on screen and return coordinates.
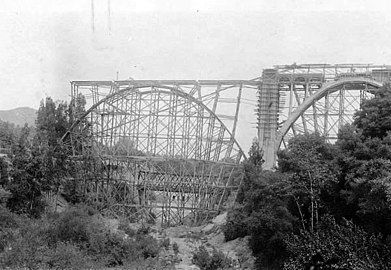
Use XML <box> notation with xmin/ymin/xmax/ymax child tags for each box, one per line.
<box><xmin>257</xmin><ymin>69</ymin><xmax>279</xmax><ymax>169</ymax></box>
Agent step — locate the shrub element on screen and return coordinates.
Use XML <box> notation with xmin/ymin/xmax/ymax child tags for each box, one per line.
<box><xmin>45</xmin><ymin>242</ymin><xmax>96</xmax><ymax>270</ymax></box>
<box><xmin>52</xmin><ymin>207</ymin><xmax>96</xmax><ymax>244</ymax></box>
<box><xmin>172</xmin><ymin>242</ymin><xmax>179</xmax><ymax>255</ymax></box>
<box><xmin>223</xmin><ymin>205</ymin><xmax>248</xmax><ymax>241</ymax></box>
<box><xmin>118</xmin><ymin>218</ymin><xmax>136</xmax><ymax>237</ymax></box>
<box><xmin>0</xmin><ymin>205</ymin><xmax>163</xmax><ymax>269</ymax></box>
<box><xmin>0</xmin><ymin>217</ymin><xmax>51</xmax><ymax>269</ymax></box>
<box><xmin>161</xmin><ymin>237</ymin><xmax>170</xmax><ymax>250</ymax></box>
<box><xmin>137</xmin><ymin>225</ymin><xmax>151</xmax><ymax>235</ymax></box>
<box><xmin>0</xmin><ymin>205</ymin><xmax>18</xmax><ymax>228</ymax></box>
<box><xmin>135</xmin><ymin>234</ymin><xmax>161</xmax><ymax>259</ymax></box>
<box><xmin>52</xmin><ymin>206</ymin><xmax>161</xmax><ymax>266</ymax></box>
<box><xmin>0</xmin><ymin>205</ymin><xmax>19</xmax><ymax>252</ymax></box>
<box><xmin>126</xmin><ymin>257</ymin><xmax>175</xmax><ymax>270</ymax></box>
<box><xmin>284</xmin><ymin>215</ymin><xmax>391</xmax><ymax>269</ymax></box>
<box><xmin>192</xmin><ymin>245</ymin><xmax>233</xmax><ymax>270</ymax></box>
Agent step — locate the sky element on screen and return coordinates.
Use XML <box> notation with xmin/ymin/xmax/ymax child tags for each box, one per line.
<box><xmin>1</xmin><ymin>0</ymin><xmax>391</xmax><ymax>150</ymax></box>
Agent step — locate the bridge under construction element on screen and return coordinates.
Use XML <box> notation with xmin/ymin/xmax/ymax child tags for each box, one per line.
<box><xmin>62</xmin><ymin>63</ymin><xmax>390</xmax><ymax>225</ymax></box>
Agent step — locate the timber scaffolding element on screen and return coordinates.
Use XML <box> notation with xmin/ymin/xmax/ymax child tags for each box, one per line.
<box><xmin>63</xmin><ymin>79</ymin><xmax>257</xmax><ymax>225</ymax></box>
<box><xmin>62</xmin><ymin>63</ymin><xmax>391</xmax><ymax>223</ymax></box>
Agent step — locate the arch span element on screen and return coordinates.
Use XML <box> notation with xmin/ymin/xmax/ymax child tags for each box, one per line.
<box><xmin>63</xmin><ymin>84</ymin><xmax>246</xmax><ymax>162</ymax></box>
<box><xmin>62</xmin><ymin>84</ymin><xmax>245</xmax><ymax>225</ymax></box>
<box><xmin>275</xmin><ymin>78</ymin><xmax>383</xmax><ymax>152</ymax></box>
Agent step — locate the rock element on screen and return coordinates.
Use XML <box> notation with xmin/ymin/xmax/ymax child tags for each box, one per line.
<box><xmin>176</xmin><ymin>265</ymin><xmax>200</xmax><ymax>270</ymax></box>
<box><xmin>201</xmin><ymin>223</ymin><xmax>215</xmax><ymax>234</ymax></box>
<box><xmin>212</xmin><ymin>212</ymin><xmax>227</xmax><ymax>226</ymax></box>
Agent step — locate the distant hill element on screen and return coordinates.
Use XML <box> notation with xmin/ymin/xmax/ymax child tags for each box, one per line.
<box><xmin>0</xmin><ymin>107</ymin><xmax>37</xmax><ymax>127</ymax></box>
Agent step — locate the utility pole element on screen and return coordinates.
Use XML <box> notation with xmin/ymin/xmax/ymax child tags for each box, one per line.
<box><xmin>107</xmin><ymin>0</ymin><xmax>111</xmax><ymax>33</ymax></box>
<box><xmin>91</xmin><ymin>0</ymin><xmax>95</xmax><ymax>33</ymax></box>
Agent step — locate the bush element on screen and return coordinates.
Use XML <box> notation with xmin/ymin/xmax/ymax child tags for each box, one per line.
<box><xmin>223</xmin><ymin>205</ymin><xmax>248</xmax><ymax>241</ymax></box>
<box><xmin>0</xmin><ymin>217</ymin><xmax>51</xmax><ymax>269</ymax></box>
<box><xmin>45</xmin><ymin>242</ymin><xmax>96</xmax><ymax>270</ymax></box>
<box><xmin>0</xmin><ymin>205</ymin><xmax>19</xmax><ymax>252</ymax></box>
<box><xmin>52</xmin><ymin>206</ymin><xmax>100</xmax><ymax>244</ymax></box>
<box><xmin>51</xmin><ymin>206</ymin><xmax>161</xmax><ymax>266</ymax></box>
<box><xmin>161</xmin><ymin>237</ymin><xmax>170</xmax><ymax>250</ymax></box>
<box><xmin>172</xmin><ymin>242</ymin><xmax>179</xmax><ymax>255</ymax></box>
<box><xmin>135</xmin><ymin>234</ymin><xmax>161</xmax><ymax>259</ymax></box>
<box><xmin>192</xmin><ymin>245</ymin><xmax>234</xmax><ymax>270</ymax></box>
<box><xmin>118</xmin><ymin>218</ymin><xmax>136</xmax><ymax>237</ymax></box>
<box><xmin>0</xmin><ymin>205</ymin><xmax>18</xmax><ymax>228</ymax></box>
<box><xmin>137</xmin><ymin>225</ymin><xmax>151</xmax><ymax>235</ymax></box>
<box><xmin>0</xmin><ymin>205</ymin><xmax>164</xmax><ymax>269</ymax></box>
<box><xmin>284</xmin><ymin>216</ymin><xmax>391</xmax><ymax>269</ymax></box>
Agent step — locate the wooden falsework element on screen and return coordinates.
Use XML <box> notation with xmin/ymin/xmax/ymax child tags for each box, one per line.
<box><xmin>62</xmin><ymin>81</ymin><xmax>256</xmax><ymax>226</ymax></box>
<box><xmin>63</xmin><ymin>64</ymin><xmax>391</xmax><ymax>222</ymax></box>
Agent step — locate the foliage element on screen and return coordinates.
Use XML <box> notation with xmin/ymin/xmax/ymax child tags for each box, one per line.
<box><xmin>172</xmin><ymin>242</ymin><xmax>179</xmax><ymax>255</ymax></box>
<box><xmin>4</xmin><ymin>97</ymin><xmax>74</xmax><ymax>217</ymax></box>
<box><xmin>0</xmin><ymin>120</ymin><xmax>17</xmax><ymax>150</ymax></box>
<box><xmin>50</xmin><ymin>205</ymin><xmax>160</xmax><ymax>266</ymax></box>
<box><xmin>0</xmin><ymin>212</ymin><xmax>95</xmax><ymax>270</ymax></box>
<box><xmin>224</xmin><ymin>85</ymin><xmax>391</xmax><ymax>269</ymax></box>
<box><xmin>224</xmin><ymin>141</ymin><xmax>295</xmax><ymax>269</ymax></box>
<box><xmin>33</xmin><ymin>97</ymin><xmax>71</xmax><ymax>195</ymax></box>
<box><xmin>192</xmin><ymin>245</ymin><xmax>234</xmax><ymax>270</ymax></box>
<box><xmin>331</xmin><ymin>89</ymin><xmax>391</xmax><ymax>236</ymax></box>
<box><xmin>117</xmin><ymin>218</ymin><xmax>136</xmax><ymax>237</ymax></box>
<box><xmin>0</xmin><ymin>205</ymin><xmax>19</xmax><ymax>252</ymax></box>
<box><xmin>6</xmin><ymin>125</ymin><xmax>47</xmax><ymax>217</ymax></box>
<box><xmin>354</xmin><ymin>83</ymin><xmax>391</xmax><ymax>139</ymax></box>
<box><xmin>44</xmin><ymin>242</ymin><xmax>96</xmax><ymax>270</ymax></box>
<box><xmin>223</xmin><ymin>205</ymin><xmax>249</xmax><ymax>241</ymax></box>
<box><xmin>284</xmin><ymin>215</ymin><xmax>391</xmax><ymax>270</ymax></box>
<box><xmin>278</xmin><ymin>133</ymin><xmax>338</xmax><ymax>233</ymax></box>
<box><xmin>161</xmin><ymin>237</ymin><xmax>170</xmax><ymax>250</ymax></box>
<box><xmin>0</xmin><ymin>205</ymin><xmax>162</xmax><ymax>269</ymax></box>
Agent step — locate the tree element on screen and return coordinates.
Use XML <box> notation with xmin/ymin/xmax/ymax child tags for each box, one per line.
<box><xmin>0</xmin><ymin>120</ymin><xmax>16</xmax><ymax>186</ymax></box>
<box><xmin>33</xmin><ymin>97</ymin><xmax>71</xmax><ymax>194</ymax></box>
<box><xmin>224</xmin><ymin>141</ymin><xmax>294</xmax><ymax>269</ymax></box>
<box><xmin>278</xmin><ymin>133</ymin><xmax>338</xmax><ymax>233</ymax></box>
<box><xmin>331</xmin><ymin>84</ymin><xmax>391</xmax><ymax>236</ymax></box>
<box><xmin>354</xmin><ymin>83</ymin><xmax>391</xmax><ymax>139</ymax></box>
<box><xmin>6</xmin><ymin>97</ymin><xmax>74</xmax><ymax>216</ymax></box>
<box><xmin>7</xmin><ymin>125</ymin><xmax>46</xmax><ymax>217</ymax></box>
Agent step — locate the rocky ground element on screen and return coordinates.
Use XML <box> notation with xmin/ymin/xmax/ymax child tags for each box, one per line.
<box><xmin>147</xmin><ymin>212</ymin><xmax>255</xmax><ymax>269</ymax></box>
<box><xmin>104</xmin><ymin>212</ymin><xmax>255</xmax><ymax>269</ymax></box>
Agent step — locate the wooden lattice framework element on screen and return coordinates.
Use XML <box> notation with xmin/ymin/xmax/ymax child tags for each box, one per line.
<box><xmin>61</xmin><ymin>81</ymin><xmax>258</xmax><ymax>225</ymax></box>
<box><xmin>60</xmin><ymin>64</ymin><xmax>391</xmax><ymax>220</ymax></box>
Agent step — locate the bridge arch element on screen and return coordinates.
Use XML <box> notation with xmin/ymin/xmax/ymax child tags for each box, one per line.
<box><xmin>62</xmin><ymin>84</ymin><xmax>245</xmax><ymax>225</ymax></box>
<box><xmin>275</xmin><ymin>78</ymin><xmax>383</xmax><ymax>152</ymax></box>
<box><xmin>63</xmin><ymin>84</ymin><xmax>246</xmax><ymax>162</ymax></box>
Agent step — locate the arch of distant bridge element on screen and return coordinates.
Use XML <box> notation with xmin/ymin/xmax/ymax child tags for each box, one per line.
<box><xmin>275</xmin><ymin>77</ymin><xmax>383</xmax><ymax>152</ymax></box>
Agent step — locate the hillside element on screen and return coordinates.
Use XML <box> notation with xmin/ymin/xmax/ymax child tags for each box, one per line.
<box><xmin>0</xmin><ymin>107</ymin><xmax>36</xmax><ymax>127</ymax></box>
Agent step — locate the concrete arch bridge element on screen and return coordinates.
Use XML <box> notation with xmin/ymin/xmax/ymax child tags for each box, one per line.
<box><xmin>258</xmin><ymin>64</ymin><xmax>390</xmax><ymax>168</ymax></box>
<box><xmin>62</xmin><ymin>64</ymin><xmax>391</xmax><ymax>225</ymax></box>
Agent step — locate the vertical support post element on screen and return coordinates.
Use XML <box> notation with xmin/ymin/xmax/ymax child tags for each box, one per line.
<box><xmin>339</xmin><ymin>86</ymin><xmax>345</xmax><ymax>130</ymax></box>
<box><xmin>226</xmin><ymin>84</ymin><xmax>242</xmax><ymax>158</ymax></box>
<box><xmin>258</xmin><ymin>69</ymin><xmax>279</xmax><ymax>169</ymax></box>
<box><xmin>324</xmin><ymin>91</ymin><xmax>329</xmax><ymax>137</ymax></box>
